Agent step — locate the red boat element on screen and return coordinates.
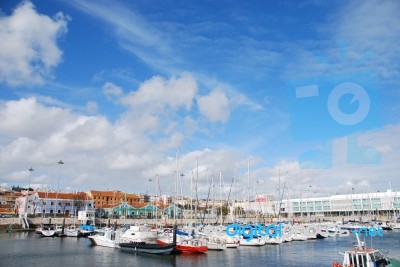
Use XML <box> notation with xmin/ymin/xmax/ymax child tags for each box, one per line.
<box><xmin>157</xmin><ymin>237</ymin><xmax>208</xmax><ymax>253</ymax></box>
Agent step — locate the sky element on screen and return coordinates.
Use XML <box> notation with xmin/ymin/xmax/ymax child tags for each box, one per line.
<box><xmin>0</xmin><ymin>0</ymin><xmax>399</xmax><ymax>200</ymax></box>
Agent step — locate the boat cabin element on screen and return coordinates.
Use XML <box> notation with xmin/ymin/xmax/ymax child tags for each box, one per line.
<box><xmin>340</xmin><ymin>247</ymin><xmax>391</xmax><ymax>267</ymax></box>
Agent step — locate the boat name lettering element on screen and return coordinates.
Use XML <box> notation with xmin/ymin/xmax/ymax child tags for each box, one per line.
<box><xmin>225</xmin><ymin>223</ymin><xmax>384</xmax><ymax>242</ymax></box>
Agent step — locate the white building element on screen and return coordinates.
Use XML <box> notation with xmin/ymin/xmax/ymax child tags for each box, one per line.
<box><xmin>15</xmin><ymin>191</ymin><xmax>94</xmax><ymax>217</ymax></box>
<box><xmin>233</xmin><ymin>190</ymin><xmax>400</xmax><ymax>219</ymax></box>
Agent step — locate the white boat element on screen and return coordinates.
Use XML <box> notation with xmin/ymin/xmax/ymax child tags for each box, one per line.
<box><xmin>88</xmin><ymin>228</ymin><xmax>120</xmax><ymax>248</ymax></box>
<box><xmin>290</xmin><ymin>233</ymin><xmax>308</xmax><ymax>241</ymax></box>
<box><xmin>65</xmin><ymin>225</ymin><xmax>80</xmax><ymax>237</ymax></box>
<box><xmin>265</xmin><ymin>236</ymin><xmax>284</xmax><ymax>244</ymax></box>
<box><xmin>332</xmin><ymin>234</ymin><xmax>397</xmax><ymax>267</ymax></box>
<box><xmin>205</xmin><ymin>236</ymin><xmax>227</xmax><ymax>251</ymax></box>
<box><xmin>239</xmin><ymin>235</ymin><xmax>265</xmax><ymax>246</ymax></box>
<box><xmin>36</xmin><ymin>224</ymin><xmax>57</xmax><ymax>237</ymax></box>
<box><xmin>55</xmin><ymin>224</ymin><xmax>65</xmax><ymax>236</ymax></box>
<box><xmin>225</xmin><ymin>235</ymin><xmax>240</xmax><ymax>248</ymax></box>
<box><xmin>120</xmin><ymin>225</ymin><xmax>158</xmax><ymax>243</ymax></box>
<box><xmin>391</xmin><ymin>223</ymin><xmax>400</xmax><ymax>230</ymax></box>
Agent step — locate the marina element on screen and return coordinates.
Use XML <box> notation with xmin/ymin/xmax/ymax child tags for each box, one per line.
<box><xmin>1</xmin><ymin>224</ymin><xmax>399</xmax><ymax>267</ymax></box>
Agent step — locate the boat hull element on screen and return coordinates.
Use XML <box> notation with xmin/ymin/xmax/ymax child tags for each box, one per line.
<box><xmin>157</xmin><ymin>239</ymin><xmax>208</xmax><ymax>253</ymax></box>
<box><xmin>88</xmin><ymin>235</ymin><xmax>119</xmax><ymax>248</ymax></box>
<box><xmin>119</xmin><ymin>242</ymin><xmax>176</xmax><ymax>254</ymax></box>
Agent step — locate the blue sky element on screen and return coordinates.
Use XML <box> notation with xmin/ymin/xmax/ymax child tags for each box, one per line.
<box><xmin>0</xmin><ymin>0</ymin><xmax>399</xmax><ymax>199</ymax></box>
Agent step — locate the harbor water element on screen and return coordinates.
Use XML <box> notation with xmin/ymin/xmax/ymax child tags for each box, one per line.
<box><xmin>1</xmin><ymin>231</ymin><xmax>399</xmax><ymax>267</ymax></box>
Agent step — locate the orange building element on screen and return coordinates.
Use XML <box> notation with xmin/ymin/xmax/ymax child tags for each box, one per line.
<box><xmin>87</xmin><ymin>190</ymin><xmax>142</xmax><ymax>210</ymax></box>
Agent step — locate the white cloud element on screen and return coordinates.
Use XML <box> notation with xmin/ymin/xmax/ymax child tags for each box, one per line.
<box><xmin>0</xmin><ymin>96</ymin><xmax>241</xmax><ymax>194</ymax></box>
<box><xmin>0</xmin><ymin>97</ymin><xmax>71</xmax><ymax>139</ymax></box>
<box><xmin>331</xmin><ymin>1</ymin><xmax>400</xmax><ymax>79</ymax></box>
<box><xmin>197</xmin><ymin>89</ymin><xmax>229</xmax><ymax>122</ymax></box>
<box><xmin>102</xmin><ymin>82</ymin><xmax>123</xmax><ymax>102</ymax></box>
<box><xmin>122</xmin><ymin>72</ymin><xmax>198</xmax><ymax>113</ymax></box>
<box><xmin>0</xmin><ymin>1</ymin><xmax>69</xmax><ymax>86</ymax></box>
<box><xmin>0</xmin><ymin>96</ymin><xmax>398</xmax><ymax>195</ymax></box>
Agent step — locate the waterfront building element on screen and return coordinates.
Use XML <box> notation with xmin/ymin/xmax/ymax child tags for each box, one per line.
<box><xmin>35</xmin><ymin>191</ymin><xmax>94</xmax><ymax>217</ymax></box>
<box><xmin>109</xmin><ymin>202</ymin><xmax>158</xmax><ymax>218</ymax></box>
<box><xmin>1</xmin><ymin>190</ymin><xmax>21</xmax><ymax>215</ymax></box>
<box><xmin>232</xmin><ymin>189</ymin><xmax>400</xmax><ymax>220</ymax></box>
<box><xmin>87</xmin><ymin>190</ymin><xmax>142</xmax><ymax>211</ymax></box>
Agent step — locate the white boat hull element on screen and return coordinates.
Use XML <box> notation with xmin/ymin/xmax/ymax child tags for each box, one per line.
<box><xmin>239</xmin><ymin>237</ymin><xmax>265</xmax><ymax>246</ymax></box>
<box><xmin>88</xmin><ymin>235</ymin><xmax>119</xmax><ymax>248</ymax></box>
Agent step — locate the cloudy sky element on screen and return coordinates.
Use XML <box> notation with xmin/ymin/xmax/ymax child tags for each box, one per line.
<box><xmin>0</xmin><ymin>0</ymin><xmax>399</xmax><ymax>200</ymax></box>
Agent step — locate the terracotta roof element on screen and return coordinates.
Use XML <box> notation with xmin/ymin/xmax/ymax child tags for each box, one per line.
<box><xmin>37</xmin><ymin>191</ymin><xmax>90</xmax><ymax>200</ymax></box>
<box><xmin>89</xmin><ymin>190</ymin><xmax>140</xmax><ymax>199</ymax></box>
<box><xmin>0</xmin><ymin>207</ymin><xmax>15</xmax><ymax>214</ymax></box>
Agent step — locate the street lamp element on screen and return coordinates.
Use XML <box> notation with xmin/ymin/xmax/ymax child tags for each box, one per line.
<box><xmin>55</xmin><ymin>160</ymin><xmax>64</xmax><ymax>217</ymax></box>
<box><xmin>28</xmin><ymin>167</ymin><xmax>34</xmax><ymax>191</ymax></box>
<box><xmin>25</xmin><ymin>167</ymin><xmax>34</xmax><ymax>216</ymax></box>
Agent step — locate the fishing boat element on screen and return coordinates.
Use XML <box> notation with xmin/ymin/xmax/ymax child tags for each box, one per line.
<box><xmin>332</xmin><ymin>234</ymin><xmax>398</xmax><ymax>267</ymax></box>
<box><xmin>88</xmin><ymin>228</ymin><xmax>121</xmax><ymax>248</ymax></box>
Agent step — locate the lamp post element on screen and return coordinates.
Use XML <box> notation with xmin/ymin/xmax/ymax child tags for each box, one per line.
<box><xmin>25</xmin><ymin>167</ymin><xmax>34</xmax><ymax>216</ymax></box>
<box><xmin>54</xmin><ymin>160</ymin><xmax>64</xmax><ymax>218</ymax></box>
<box><xmin>28</xmin><ymin>167</ymin><xmax>34</xmax><ymax>191</ymax></box>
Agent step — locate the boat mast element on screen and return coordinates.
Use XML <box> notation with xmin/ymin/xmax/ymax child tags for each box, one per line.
<box><xmin>174</xmin><ymin>150</ymin><xmax>179</xmax><ymax>221</ymax></box>
<box><xmin>195</xmin><ymin>156</ymin><xmax>199</xmax><ymax>221</ymax></box>
<box><xmin>219</xmin><ymin>171</ymin><xmax>223</xmax><ymax>224</ymax></box>
<box><xmin>247</xmin><ymin>160</ymin><xmax>250</xmax><ymax>219</ymax></box>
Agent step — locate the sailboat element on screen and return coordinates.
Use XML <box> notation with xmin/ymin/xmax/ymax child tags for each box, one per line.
<box><xmin>35</xmin><ymin>217</ymin><xmax>57</xmax><ymax>237</ymax></box>
<box><xmin>36</xmin><ymin>189</ymin><xmax>56</xmax><ymax>237</ymax></box>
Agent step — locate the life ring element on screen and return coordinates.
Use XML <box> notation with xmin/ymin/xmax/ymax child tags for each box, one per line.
<box><xmin>331</xmin><ymin>262</ymin><xmax>342</xmax><ymax>267</ymax></box>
